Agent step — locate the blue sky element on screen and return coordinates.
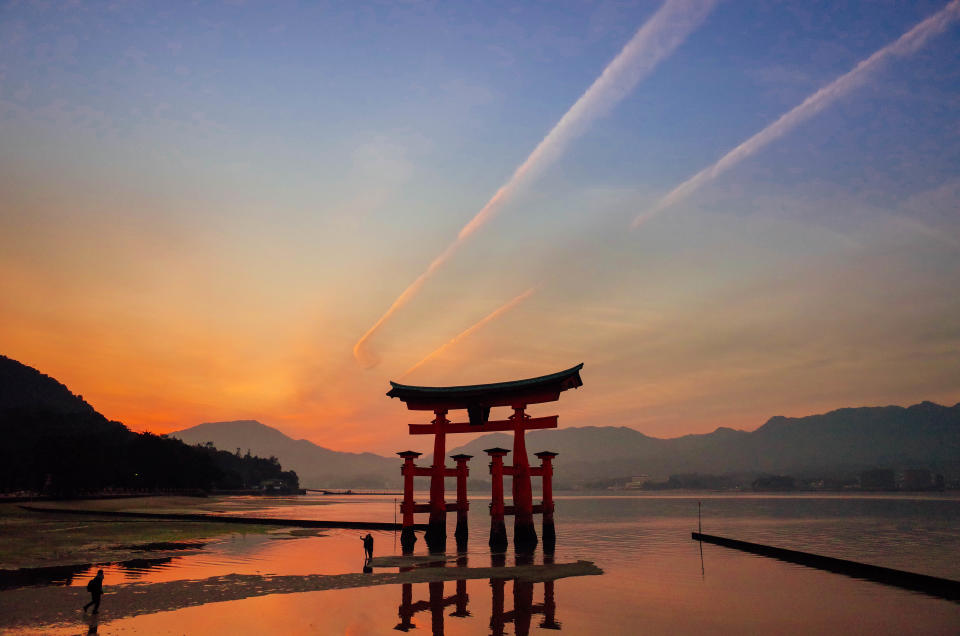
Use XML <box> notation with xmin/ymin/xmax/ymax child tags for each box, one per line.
<box><xmin>1</xmin><ymin>1</ymin><xmax>958</xmax><ymax>452</ymax></box>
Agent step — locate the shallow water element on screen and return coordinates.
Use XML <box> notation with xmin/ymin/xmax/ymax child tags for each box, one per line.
<box><xmin>5</xmin><ymin>493</ymin><xmax>960</xmax><ymax>634</ymax></box>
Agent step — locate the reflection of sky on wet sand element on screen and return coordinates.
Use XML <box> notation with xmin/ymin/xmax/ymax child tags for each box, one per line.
<box><xmin>6</xmin><ymin>494</ymin><xmax>960</xmax><ymax>633</ymax></box>
<box><xmin>31</xmin><ymin>550</ymin><xmax>960</xmax><ymax>635</ymax></box>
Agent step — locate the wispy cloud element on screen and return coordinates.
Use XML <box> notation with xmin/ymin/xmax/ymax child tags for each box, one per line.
<box><xmin>399</xmin><ymin>288</ymin><xmax>536</xmax><ymax>379</ymax></box>
<box><xmin>353</xmin><ymin>0</ymin><xmax>719</xmax><ymax>368</ymax></box>
<box><xmin>632</xmin><ymin>0</ymin><xmax>960</xmax><ymax>229</ymax></box>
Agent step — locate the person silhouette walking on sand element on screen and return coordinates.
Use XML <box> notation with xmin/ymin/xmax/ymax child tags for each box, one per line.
<box><xmin>361</xmin><ymin>533</ymin><xmax>374</xmax><ymax>562</ymax></box>
<box><xmin>83</xmin><ymin>569</ymin><xmax>104</xmax><ymax>614</ymax></box>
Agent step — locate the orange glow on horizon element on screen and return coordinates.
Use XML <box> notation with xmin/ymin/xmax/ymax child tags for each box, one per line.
<box><xmin>3</xmin><ymin>1</ymin><xmax>959</xmax><ymax>461</ymax></box>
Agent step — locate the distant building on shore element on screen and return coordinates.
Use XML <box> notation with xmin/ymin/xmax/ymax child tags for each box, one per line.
<box><xmin>259</xmin><ymin>478</ymin><xmax>285</xmax><ymax>492</ymax></box>
<box><xmin>899</xmin><ymin>468</ymin><xmax>946</xmax><ymax>491</ymax></box>
<box><xmin>900</xmin><ymin>469</ymin><xmax>932</xmax><ymax>491</ymax></box>
<box><xmin>859</xmin><ymin>468</ymin><xmax>896</xmax><ymax>491</ymax></box>
<box><xmin>752</xmin><ymin>474</ymin><xmax>796</xmax><ymax>491</ymax></box>
<box><xmin>624</xmin><ymin>475</ymin><xmax>649</xmax><ymax>489</ymax></box>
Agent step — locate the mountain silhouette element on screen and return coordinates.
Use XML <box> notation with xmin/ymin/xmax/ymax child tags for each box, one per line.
<box><xmin>173</xmin><ymin>400</ymin><xmax>960</xmax><ymax>490</ymax></box>
<box><xmin>444</xmin><ymin>402</ymin><xmax>960</xmax><ymax>486</ymax></box>
<box><xmin>0</xmin><ymin>355</ymin><xmax>298</xmax><ymax>494</ymax></box>
<box><xmin>170</xmin><ymin>421</ymin><xmax>397</xmax><ymax>489</ymax></box>
<box><xmin>0</xmin><ymin>355</ymin><xmax>96</xmax><ymax>415</ymax></box>
<box><xmin>9</xmin><ymin>353</ymin><xmax>956</xmax><ymax>489</ymax></box>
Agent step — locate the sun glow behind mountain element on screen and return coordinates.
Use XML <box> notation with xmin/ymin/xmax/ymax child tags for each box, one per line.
<box><xmin>1</xmin><ymin>1</ymin><xmax>959</xmax><ymax>453</ymax></box>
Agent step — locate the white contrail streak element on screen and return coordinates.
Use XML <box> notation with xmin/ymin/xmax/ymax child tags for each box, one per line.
<box><xmin>632</xmin><ymin>0</ymin><xmax>960</xmax><ymax>229</ymax></box>
<box><xmin>354</xmin><ymin>0</ymin><xmax>718</xmax><ymax>367</ymax></box>
<box><xmin>399</xmin><ymin>288</ymin><xmax>536</xmax><ymax>379</ymax></box>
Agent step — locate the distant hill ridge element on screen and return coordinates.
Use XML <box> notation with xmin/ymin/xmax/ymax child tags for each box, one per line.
<box><xmin>175</xmin><ymin>401</ymin><xmax>960</xmax><ymax>489</ymax></box>
<box><xmin>6</xmin><ymin>352</ymin><xmax>956</xmax><ymax>487</ymax></box>
<box><xmin>444</xmin><ymin>401</ymin><xmax>960</xmax><ymax>484</ymax></box>
<box><xmin>0</xmin><ymin>355</ymin><xmax>95</xmax><ymax>415</ymax></box>
<box><xmin>170</xmin><ymin>420</ymin><xmax>398</xmax><ymax>489</ymax></box>
<box><xmin>0</xmin><ymin>355</ymin><xmax>299</xmax><ymax>494</ymax></box>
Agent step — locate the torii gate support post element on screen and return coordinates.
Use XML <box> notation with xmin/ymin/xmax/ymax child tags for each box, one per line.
<box><xmin>510</xmin><ymin>405</ymin><xmax>538</xmax><ymax>552</ymax></box>
<box><xmin>540</xmin><ymin>552</ymin><xmax>560</xmax><ymax>630</ymax></box>
<box><xmin>535</xmin><ymin>451</ymin><xmax>558</xmax><ymax>554</ymax></box>
<box><xmin>486</xmin><ymin>448</ymin><xmax>509</xmax><ymax>552</ymax></box>
<box><xmin>429</xmin><ymin>580</ymin><xmax>445</xmax><ymax>635</ymax></box>
<box><xmin>452</xmin><ymin>454</ymin><xmax>472</xmax><ymax>551</ymax></box>
<box><xmin>514</xmin><ymin>578</ymin><xmax>535</xmax><ymax>636</ymax></box>
<box><xmin>452</xmin><ymin>553</ymin><xmax>470</xmax><ymax>618</ymax></box>
<box><xmin>490</xmin><ymin>551</ymin><xmax>508</xmax><ymax>636</ymax></box>
<box><xmin>540</xmin><ymin>580</ymin><xmax>559</xmax><ymax>630</ymax></box>
<box><xmin>398</xmin><ymin>451</ymin><xmax>421</xmax><ymax>553</ymax></box>
<box><xmin>396</xmin><ymin>583</ymin><xmax>414</xmax><ymax>631</ymax></box>
<box><xmin>426</xmin><ymin>409</ymin><xmax>449</xmax><ymax>553</ymax></box>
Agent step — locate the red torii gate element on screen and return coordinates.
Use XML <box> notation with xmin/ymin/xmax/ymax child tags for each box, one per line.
<box><xmin>388</xmin><ymin>363</ymin><xmax>583</xmax><ymax>553</ymax></box>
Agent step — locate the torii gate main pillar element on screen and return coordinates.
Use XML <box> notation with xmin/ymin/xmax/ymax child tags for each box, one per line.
<box><xmin>510</xmin><ymin>405</ymin><xmax>537</xmax><ymax>552</ymax></box>
<box><xmin>425</xmin><ymin>409</ymin><xmax>449</xmax><ymax>552</ymax></box>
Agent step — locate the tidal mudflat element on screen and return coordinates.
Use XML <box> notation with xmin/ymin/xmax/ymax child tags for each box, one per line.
<box><xmin>2</xmin><ymin>494</ymin><xmax>959</xmax><ymax>634</ymax></box>
<box><xmin>0</xmin><ymin>497</ymin><xmax>288</xmax><ymax>574</ymax></box>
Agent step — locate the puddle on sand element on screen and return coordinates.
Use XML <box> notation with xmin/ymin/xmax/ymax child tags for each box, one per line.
<box><xmin>59</xmin><ymin>530</ymin><xmax>360</xmax><ymax>586</ymax></box>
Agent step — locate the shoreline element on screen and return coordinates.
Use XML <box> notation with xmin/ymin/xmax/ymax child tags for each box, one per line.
<box><xmin>21</xmin><ymin>504</ymin><xmax>418</xmax><ymax>530</ymax></box>
<box><xmin>0</xmin><ymin>498</ymin><xmax>291</xmax><ymax>572</ymax></box>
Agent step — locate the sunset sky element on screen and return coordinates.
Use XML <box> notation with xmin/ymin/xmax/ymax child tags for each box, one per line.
<box><xmin>2</xmin><ymin>0</ymin><xmax>958</xmax><ymax>455</ymax></box>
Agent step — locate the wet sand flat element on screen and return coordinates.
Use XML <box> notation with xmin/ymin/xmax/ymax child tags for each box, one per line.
<box><xmin>0</xmin><ymin>560</ymin><xmax>602</xmax><ymax>630</ymax></box>
<box><xmin>22</xmin><ymin>503</ymin><xmax>409</xmax><ymax>530</ymax></box>
<box><xmin>0</xmin><ymin>501</ymin><xmax>283</xmax><ymax>572</ymax></box>
<box><xmin>18</xmin><ymin>495</ymin><xmax>325</xmax><ymax>516</ymax></box>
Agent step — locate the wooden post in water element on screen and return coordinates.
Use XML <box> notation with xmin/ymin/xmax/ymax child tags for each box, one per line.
<box><xmin>698</xmin><ymin>500</ymin><xmax>704</xmax><ymax>576</ymax></box>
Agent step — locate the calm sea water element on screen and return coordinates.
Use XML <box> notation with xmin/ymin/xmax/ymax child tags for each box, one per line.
<box><xmin>12</xmin><ymin>493</ymin><xmax>960</xmax><ymax>634</ymax></box>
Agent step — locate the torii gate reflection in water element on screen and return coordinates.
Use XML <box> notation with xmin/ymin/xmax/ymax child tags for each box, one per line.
<box><xmin>388</xmin><ymin>364</ymin><xmax>583</xmax><ymax>553</ymax></box>
<box><xmin>394</xmin><ymin>555</ymin><xmax>562</xmax><ymax>634</ymax></box>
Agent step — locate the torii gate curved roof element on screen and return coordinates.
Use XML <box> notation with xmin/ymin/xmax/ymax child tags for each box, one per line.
<box><xmin>387</xmin><ymin>363</ymin><xmax>583</xmax><ymax>411</ymax></box>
